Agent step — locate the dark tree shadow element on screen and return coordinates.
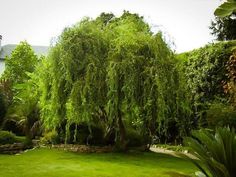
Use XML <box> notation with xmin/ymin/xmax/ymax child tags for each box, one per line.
<box><xmin>165</xmin><ymin>171</ymin><xmax>191</xmax><ymax>177</ymax></box>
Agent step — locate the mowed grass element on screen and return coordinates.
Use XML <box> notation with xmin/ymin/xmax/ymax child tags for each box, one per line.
<box><xmin>0</xmin><ymin>148</ymin><xmax>196</xmax><ymax>177</ymax></box>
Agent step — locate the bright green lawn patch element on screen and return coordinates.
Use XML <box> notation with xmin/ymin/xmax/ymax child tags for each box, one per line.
<box><xmin>0</xmin><ymin>148</ymin><xmax>196</xmax><ymax>177</ymax></box>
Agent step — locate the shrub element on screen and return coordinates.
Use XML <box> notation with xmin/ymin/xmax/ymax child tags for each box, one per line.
<box><xmin>184</xmin><ymin>127</ymin><xmax>236</xmax><ymax>177</ymax></box>
<box><xmin>40</xmin><ymin>130</ymin><xmax>59</xmax><ymax>145</ymax></box>
<box><xmin>15</xmin><ymin>136</ymin><xmax>27</xmax><ymax>144</ymax></box>
<box><xmin>0</xmin><ymin>131</ymin><xmax>17</xmax><ymax>144</ymax></box>
<box><xmin>206</xmin><ymin>102</ymin><xmax>236</xmax><ymax>128</ymax></box>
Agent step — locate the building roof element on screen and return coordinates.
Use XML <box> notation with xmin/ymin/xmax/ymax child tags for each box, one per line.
<box><xmin>0</xmin><ymin>44</ymin><xmax>49</xmax><ymax>60</ymax></box>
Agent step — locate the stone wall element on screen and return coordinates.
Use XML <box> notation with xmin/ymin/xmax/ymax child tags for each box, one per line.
<box><xmin>52</xmin><ymin>144</ymin><xmax>113</xmax><ymax>153</ymax></box>
<box><xmin>0</xmin><ymin>143</ymin><xmax>26</xmax><ymax>154</ymax></box>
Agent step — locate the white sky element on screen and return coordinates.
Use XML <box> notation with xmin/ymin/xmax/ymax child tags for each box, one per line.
<box><xmin>0</xmin><ymin>0</ymin><xmax>222</xmax><ymax>53</ymax></box>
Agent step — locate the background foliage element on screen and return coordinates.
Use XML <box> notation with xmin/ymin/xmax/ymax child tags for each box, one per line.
<box><xmin>179</xmin><ymin>41</ymin><xmax>236</xmax><ymax>128</ymax></box>
<box><xmin>0</xmin><ymin>41</ymin><xmax>40</xmax><ymax>141</ymax></box>
<box><xmin>210</xmin><ymin>13</ymin><xmax>236</xmax><ymax>41</ymax></box>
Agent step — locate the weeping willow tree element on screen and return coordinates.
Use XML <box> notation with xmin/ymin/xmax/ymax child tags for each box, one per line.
<box><xmin>39</xmin><ymin>12</ymin><xmax>192</xmax><ymax>148</ymax></box>
<box><xmin>40</xmin><ymin>16</ymin><xmax>110</xmax><ymax>143</ymax></box>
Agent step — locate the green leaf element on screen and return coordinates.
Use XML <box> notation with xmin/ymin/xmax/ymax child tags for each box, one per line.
<box><xmin>220</xmin><ymin>2</ymin><xmax>236</xmax><ymax>10</ymax></box>
<box><xmin>214</xmin><ymin>8</ymin><xmax>233</xmax><ymax>17</ymax></box>
<box><xmin>214</xmin><ymin>2</ymin><xmax>236</xmax><ymax>17</ymax></box>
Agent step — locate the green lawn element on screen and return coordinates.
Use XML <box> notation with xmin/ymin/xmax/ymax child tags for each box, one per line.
<box><xmin>0</xmin><ymin>148</ymin><xmax>196</xmax><ymax>177</ymax></box>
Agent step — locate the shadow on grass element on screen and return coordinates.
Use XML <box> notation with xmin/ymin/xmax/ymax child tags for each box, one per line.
<box><xmin>165</xmin><ymin>171</ymin><xmax>192</xmax><ymax>177</ymax></box>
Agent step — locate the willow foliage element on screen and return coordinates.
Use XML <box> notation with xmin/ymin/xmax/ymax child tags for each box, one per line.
<box><xmin>39</xmin><ymin>12</ymin><xmax>191</xmax><ymax>146</ymax></box>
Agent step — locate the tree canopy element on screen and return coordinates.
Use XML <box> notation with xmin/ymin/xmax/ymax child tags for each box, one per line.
<box><xmin>0</xmin><ymin>41</ymin><xmax>39</xmax><ymax>139</ymax></box>
<box><xmin>38</xmin><ymin>12</ymin><xmax>191</xmax><ymax>148</ymax></box>
<box><xmin>2</xmin><ymin>41</ymin><xmax>38</xmax><ymax>86</ymax></box>
<box><xmin>210</xmin><ymin>14</ymin><xmax>236</xmax><ymax>41</ymax></box>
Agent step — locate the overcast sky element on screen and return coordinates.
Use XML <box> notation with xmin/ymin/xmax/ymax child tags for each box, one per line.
<box><xmin>0</xmin><ymin>0</ymin><xmax>221</xmax><ymax>53</ymax></box>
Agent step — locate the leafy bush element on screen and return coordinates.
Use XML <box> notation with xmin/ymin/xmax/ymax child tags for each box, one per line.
<box><xmin>206</xmin><ymin>102</ymin><xmax>236</xmax><ymax>128</ymax></box>
<box><xmin>184</xmin><ymin>127</ymin><xmax>236</xmax><ymax>177</ymax></box>
<box><xmin>15</xmin><ymin>136</ymin><xmax>27</xmax><ymax>144</ymax></box>
<box><xmin>40</xmin><ymin>130</ymin><xmax>59</xmax><ymax>145</ymax></box>
<box><xmin>0</xmin><ymin>131</ymin><xmax>17</xmax><ymax>144</ymax></box>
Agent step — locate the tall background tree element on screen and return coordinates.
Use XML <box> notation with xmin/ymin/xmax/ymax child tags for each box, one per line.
<box><xmin>0</xmin><ymin>41</ymin><xmax>39</xmax><ymax>140</ymax></box>
<box><xmin>210</xmin><ymin>13</ymin><xmax>236</xmax><ymax>41</ymax></box>
<box><xmin>2</xmin><ymin>41</ymin><xmax>38</xmax><ymax>87</ymax></box>
<box><xmin>210</xmin><ymin>0</ymin><xmax>236</xmax><ymax>40</ymax></box>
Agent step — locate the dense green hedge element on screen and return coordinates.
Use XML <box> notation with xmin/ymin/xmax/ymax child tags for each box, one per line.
<box><xmin>185</xmin><ymin>41</ymin><xmax>236</xmax><ymax>103</ymax></box>
<box><xmin>178</xmin><ymin>40</ymin><xmax>236</xmax><ymax>127</ymax></box>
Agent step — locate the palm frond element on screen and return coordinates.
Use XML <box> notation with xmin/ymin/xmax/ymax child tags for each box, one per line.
<box><xmin>184</xmin><ymin>127</ymin><xmax>236</xmax><ymax>177</ymax></box>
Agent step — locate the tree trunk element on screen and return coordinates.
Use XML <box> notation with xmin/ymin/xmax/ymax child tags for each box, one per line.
<box><xmin>117</xmin><ymin>74</ymin><xmax>126</xmax><ymax>151</ymax></box>
<box><xmin>118</xmin><ymin>108</ymin><xmax>126</xmax><ymax>150</ymax></box>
